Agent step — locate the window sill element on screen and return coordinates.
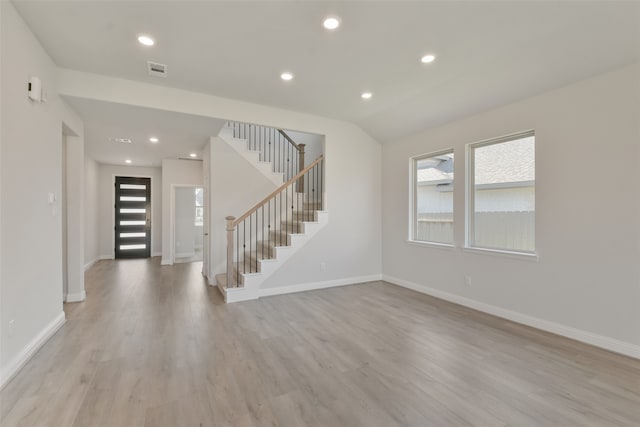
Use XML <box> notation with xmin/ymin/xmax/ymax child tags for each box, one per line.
<box><xmin>463</xmin><ymin>246</ymin><xmax>539</xmax><ymax>262</ymax></box>
<box><xmin>407</xmin><ymin>240</ymin><xmax>457</xmax><ymax>251</ymax></box>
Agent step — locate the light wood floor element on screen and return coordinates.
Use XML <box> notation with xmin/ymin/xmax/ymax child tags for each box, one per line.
<box><xmin>1</xmin><ymin>258</ymin><xmax>639</xmax><ymax>426</ymax></box>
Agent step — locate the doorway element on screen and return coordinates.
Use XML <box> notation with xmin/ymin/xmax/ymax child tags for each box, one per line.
<box><xmin>61</xmin><ymin>124</ymin><xmax>85</xmax><ymax>302</ymax></box>
<box><xmin>62</xmin><ymin>134</ymin><xmax>68</xmax><ymax>298</ymax></box>
<box><xmin>115</xmin><ymin>176</ymin><xmax>151</xmax><ymax>258</ymax></box>
<box><xmin>173</xmin><ymin>186</ymin><xmax>204</xmax><ymax>263</ymax></box>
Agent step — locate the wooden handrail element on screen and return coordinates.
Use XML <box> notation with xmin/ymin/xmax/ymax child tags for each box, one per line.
<box><xmin>278</xmin><ymin>129</ymin><xmax>301</xmax><ymax>152</ymax></box>
<box><xmin>233</xmin><ymin>155</ymin><xmax>324</xmax><ymax>226</ymax></box>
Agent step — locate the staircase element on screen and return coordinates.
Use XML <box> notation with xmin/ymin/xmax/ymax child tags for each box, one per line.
<box><xmin>215</xmin><ymin>122</ymin><xmax>327</xmax><ymax>302</ymax></box>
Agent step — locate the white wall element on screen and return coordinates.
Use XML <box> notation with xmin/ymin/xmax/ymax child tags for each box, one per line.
<box><xmin>0</xmin><ymin>2</ymin><xmax>84</xmax><ymax>386</ymax></box>
<box><xmin>174</xmin><ymin>187</ymin><xmax>196</xmax><ymax>257</ymax></box>
<box><xmin>382</xmin><ymin>64</ymin><xmax>640</xmax><ymax>352</ymax></box>
<box><xmin>84</xmin><ymin>156</ymin><xmax>99</xmax><ymax>268</ymax></box>
<box><xmin>285</xmin><ymin>130</ymin><xmax>324</xmax><ymax>167</ymax></box>
<box><xmin>161</xmin><ymin>159</ymin><xmax>202</xmax><ymax>263</ymax></box>
<box><xmin>97</xmin><ymin>164</ymin><xmax>162</xmax><ymax>257</ymax></box>
<box><xmin>57</xmin><ymin>70</ymin><xmax>383</xmax><ymax>289</ymax></box>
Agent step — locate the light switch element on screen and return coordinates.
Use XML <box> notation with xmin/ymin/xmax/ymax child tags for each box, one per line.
<box><xmin>48</xmin><ymin>192</ymin><xmax>56</xmax><ymax>204</ymax></box>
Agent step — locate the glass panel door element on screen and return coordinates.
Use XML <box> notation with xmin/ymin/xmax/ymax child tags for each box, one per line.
<box><xmin>115</xmin><ymin>177</ymin><xmax>151</xmax><ymax>258</ymax></box>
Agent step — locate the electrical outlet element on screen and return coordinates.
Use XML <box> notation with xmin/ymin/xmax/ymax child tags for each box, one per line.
<box><xmin>320</xmin><ymin>262</ymin><xmax>326</xmax><ymax>271</ymax></box>
<box><xmin>464</xmin><ymin>275</ymin><xmax>472</xmax><ymax>286</ymax></box>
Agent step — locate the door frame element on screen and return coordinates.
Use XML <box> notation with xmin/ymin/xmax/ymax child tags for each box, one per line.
<box><xmin>62</xmin><ymin>122</ymin><xmax>85</xmax><ymax>302</ymax></box>
<box><xmin>170</xmin><ymin>184</ymin><xmax>204</xmax><ymax>264</ymax></box>
<box><xmin>111</xmin><ymin>173</ymin><xmax>155</xmax><ymax>259</ymax></box>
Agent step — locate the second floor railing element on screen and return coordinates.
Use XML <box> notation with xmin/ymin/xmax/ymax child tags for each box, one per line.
<box><xmin>227</xmin><ymin>121</ymin><xmax>306</xmax><ymax>188</ymax></box>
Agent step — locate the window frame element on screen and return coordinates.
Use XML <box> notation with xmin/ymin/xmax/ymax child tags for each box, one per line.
<box><xmin>409</xmin><ymin>148</ymin><xmax>456</xmax><ymax>247</ymax></box>
<box><xmin>465</xmin><ymin>130</ymin><xmax>536</xmax><ymax>256</ymax></box>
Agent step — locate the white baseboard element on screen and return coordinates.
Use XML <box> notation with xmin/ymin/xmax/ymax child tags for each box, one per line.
<box><xmin>259</xmin><ymin>274</ymin><xmax>383</xmax><ymax>298</ymax></box>
<box><xmin>99</xmin><ymin>254</ymin><xmax>161</xmax><ymax>260</ymax></box>
<box><xmin>225</xmin><ymin>286</ymin><xmax>260</xmax><ymax>303</ymax></box>
<box><xmin>382</xmin><ymin>274</ymin><xmax>640</xmax><ymax>360</ymax></box>
<box><xmin>160</xmin><ymin>259</ymin><xmax>172</xmax><ymax>265</ymax></box>
<box><xmin>84</xmin><ymin>257</ymin><xmax>99</xmax><ymax>271</ymax></box>
<box><xmin>65</xmin><ymin>290</ymin><xmax>86</xmax><ymax>303</ymax></box>
<box><xmin>0</xmin><ymin>312</ymin><xmax>66</xmax><ymax>390</ymax></box>
<box><xmin>175</xmin><ymin>252</ymin><xmax>196</xmax><ymax>258</ymax></box>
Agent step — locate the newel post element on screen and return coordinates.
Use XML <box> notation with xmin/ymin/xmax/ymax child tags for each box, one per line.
<box><xmin>298</xmin><ymin>144</ymin><xmax>306</xmax><ymax>193</ymax></box>
<box><xmin>225</xmin><ymin>216</ymin><xmax>236</xmax><ymax>287</ymax></box>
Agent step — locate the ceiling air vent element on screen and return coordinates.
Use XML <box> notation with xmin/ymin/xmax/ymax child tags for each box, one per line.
<box><xmin>147</xmin><ymin>61</ymin><xmax>167</xmax><ymax>78</ymax></box>
<box><xmin>110</xmin><ymin>137</ymin><xmax>132</xmax><ymax>144</ymax></box>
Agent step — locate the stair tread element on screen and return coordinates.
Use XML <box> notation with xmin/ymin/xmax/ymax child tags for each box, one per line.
<box><xmin>216</xmin><ymin>272</ymin><xmax>244</xmax><ymax>288</ymax></box>
<box><xmin>215</xmin><ymin>273</ymin><xmax>227</xmax><ymax>285</ymax></box>
<box><xmin>234</xmin><ymin>260</ymin><xmax>260</xmax><ymax>274</ymax></box>
<box><xmin>281</xmin><ymin>219</ymin><xmax>317</xmax><ymax>225</ymax></box>
<box><xmin>248</xmin><ymin>247</ymin><xmax>275</xmax><ymax>256</ymax></box>
<box><xmin>243</xmin><ymin>252</ymin><xmax>275</xmax><ymax>263</ymax></box>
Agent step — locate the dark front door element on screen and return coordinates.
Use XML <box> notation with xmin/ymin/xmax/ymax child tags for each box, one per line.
<box><xmin>115</xmin><ymin>177</ymin><xmax>151</xmax><ymax>259</ymax></box>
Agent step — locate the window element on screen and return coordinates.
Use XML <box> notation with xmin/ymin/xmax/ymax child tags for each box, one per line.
<box><xmin>467</xmin><ymin>131</ymin><xmax>535</xmax><ymax>253</ymax></box>
<box><xmin>195</xmin><ymin>187</ymin><xmax>204</xmax><ymax>226</ymax></box>
<box><xmin>411</xmin><ymin>150</ymin><xmax>454</xmax><ymax>245</ymax></box>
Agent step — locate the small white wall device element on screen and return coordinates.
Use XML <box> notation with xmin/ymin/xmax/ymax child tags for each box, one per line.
<box><xmin>28</xmin><ymin>76</ymin><xmax>42</xmax><ymax>102</ymax></box>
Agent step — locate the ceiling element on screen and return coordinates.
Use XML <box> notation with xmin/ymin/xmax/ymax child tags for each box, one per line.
<box><xmin>64</xmin><ymin>97</ymin><xmax>225</xmax><ymax>167</ymax></box>
<box><xmin>14</xmin><ymin>1</ymin><xmax>640</xmax><ymax>142</ymax></box>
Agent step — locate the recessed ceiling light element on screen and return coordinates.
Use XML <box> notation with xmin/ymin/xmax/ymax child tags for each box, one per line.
<box><xmin>137</xmin><ymin>35</ymin><xmax>155</xmax><ymax>46</ymax></box>
<box><xmin>323</xmin><ymin>16</ymin><xmax>341</xmax><ymax>30</ymax></box>
<box><xmin>149</xmin><ymin>137</ymin><xmax>159</xmax><ymax>143</ymax></box>
<box><xmin>361</xmin><ymin>92</ymin><xmax>373</xmax><ymax>100</ymax></box>
<box><xmin>280</xmin><ymin>72</ymin><xmax>294</xmax><ymax>81</ymax></box>
<box><xmin>189</xmin><ymin>153</ymin><xmax>197</xmax><ymax>158</ymax></box>
<box><xmin>421</xmin><ymin>54</ymin><xmax>436</xmax><ymax>64</ymax></box>
<box><xmin>125</xmin><ymin>159</ymin><xmax>132</xmax><ymax>164</ymax></box>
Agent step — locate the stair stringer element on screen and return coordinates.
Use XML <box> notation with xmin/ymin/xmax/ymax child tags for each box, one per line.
<box><xmin>218</xmin><ymin>126</ymin><xmax>284</xmax><ymax>187</ymax></box>
<box><xmin>218</xmin><ymin>211</ymin><xmax>328</xmax><ymax>303</ymax></box>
